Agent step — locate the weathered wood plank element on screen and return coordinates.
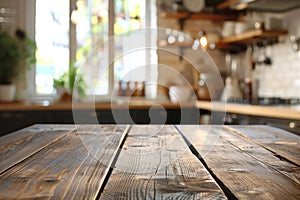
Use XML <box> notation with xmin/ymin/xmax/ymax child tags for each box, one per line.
<box><xmin>0</xmin><ymin>124</ymin><xmax>75</xmax><ymax>174</ymax></box>
<box><xmin>226</xmin><ymin>125</ymin><xmax>300</xmax><ymax>166</ymax></box>
<box><xmin>100</xmin><ymin>125</ymin><xmax>227</xmax><ymax>199</ymax></box>
<box><xmin>180</xmin><ymin>125</ymin><xmax>300</xmax><ymax>200</ymax></box>
<box><xmin>222</xmin><ymin>126</ymin><xmax>300</xmax><ymax>184</ymax></box>
<box><xmin>0</xmin><ymin>125</ymin><xmax>129</xmax><ymax>199</ymax></box>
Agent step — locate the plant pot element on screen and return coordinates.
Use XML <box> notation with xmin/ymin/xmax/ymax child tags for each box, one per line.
<box><xmin>56</xmin><ymin>86</ymin><xmax>67</xmax><ymax>97</ymax></box>
<box><xmin>55</xmin><ymin>87</ymin><xmax>72</xmax><ymax>102</ymax></box>
<box><xmin>0</xmin><ymin>84</ymin><xmax>16</xmax><ymax>102</ymax></box>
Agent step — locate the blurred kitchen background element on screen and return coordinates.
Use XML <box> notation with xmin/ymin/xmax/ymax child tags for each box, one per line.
<box><xmin>0</xmin><ymin>0</ymin><xmax>300</xmax><ymax>135</ymax></box>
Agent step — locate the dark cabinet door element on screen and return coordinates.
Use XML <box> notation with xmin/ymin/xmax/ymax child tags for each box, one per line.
<box><xmin>0</xmin><ymin>108</ymin><xmax>201</xmax><ymax>136</ymax></box>
<box><xmin>0</xmin><ymin>111</ymin><xmax>51</xmax><ymax>136</ymax></box>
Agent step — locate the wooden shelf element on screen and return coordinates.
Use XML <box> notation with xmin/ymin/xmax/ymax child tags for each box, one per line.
<box><xmin>189</xmin><ymin>13</ymin><xmax>239</xmax><ymax>21</ymax></box>
<box><xmin>161</xmin><ymin>12</ymin><xmax>239</xmax><ymax>21</ymax></box>
<box><xmin>160</xmin><ymin>12</ymin><xmax>189</xmax><ymax>30</ymax></box>
<box><xmin>158</xmin><ymin>41</ymin><xmax>193</xmax><ymax>48</ymax></box>
<box><xmin>220</xmin><ymin>29</ymin><xmax>288</xmax><ymax>44</ymax></box>
<box><xmin>158</xmin><ymin>29</ymin><xmax>288</xmax><ymax>52</ymax></box>
<box><xmin>158</xmin><ymin>40</ymin><xmax>237</xmax><ymax>51</ymax></box>
<box><xmin>160</xmin><ymin>12</ymin><xmax>190</xmax><ymax>19</ymax></box>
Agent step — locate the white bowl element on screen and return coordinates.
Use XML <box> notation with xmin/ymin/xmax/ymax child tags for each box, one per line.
<box><xmin>169</xmin><ymin>86</ymin><xmax>192</xmax><ymax>103</ymax></box>
<box><xmin>221</xmin><ymin>21</ymin><xmax>235</xmax><ymax>37</ymax></box>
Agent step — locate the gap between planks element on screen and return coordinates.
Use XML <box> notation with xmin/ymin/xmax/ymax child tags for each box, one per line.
<box><xmin>179</xmin><ymin>125</ymin><xmax>300</xmax><ymax>200</ymax></box>
<box><xmin>0</xmin><ymin>125</ymin><xmax>131</xmax><ymax>199</ymax></box>
<box><xmin>224</xmin><ymin>125</ymin><xmax>300</xmax><ymax>167</ymax></box>
<box><xmin>174</xmin><ymin>125</ymin><xmax>238</xmax><ymax>200</ymax></box>
<box><xmin>223</xmin><ymin>126</ymin><xmax>300</xmax><ymax>185</ymax></box>
<box><xmin>99</xmin><ymin>125</ymin><xmax>227</xmax><ymax>199</ymax></box>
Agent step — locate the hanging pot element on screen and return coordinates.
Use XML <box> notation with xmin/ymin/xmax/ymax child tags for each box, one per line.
<box><xmin>0</xmin><ymin>84</ymin><xmax>16</xmax><ymax>102</ymax></box>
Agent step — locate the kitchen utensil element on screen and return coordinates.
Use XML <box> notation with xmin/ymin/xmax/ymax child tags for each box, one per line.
<box><xmin>290</xmin><ymin>35</ymin><xmax>300</xmax><ymax>51</ymax></box>
<box><xmin>264</xmin><ymin>53</ymin><xmax>272</xmax><ymax>65</ymax></box>
<box><xmin>221</xmin><ymin>76</ymin><xmax>243</xmax><ymax>101</ymax></box>
<box><xmin>221</xmin><ymin>59</ymin><xmax>243</xmax><ymax>101</ymax></box>
<box><xmin>183</xmin><ymin>0</ymin><xmax>205</xmax><ymax>13</ymax></box>
<box><xmin>261</xmin><ymin>41</ymin><xmax>272</xmax><ymax>65</ymax></box>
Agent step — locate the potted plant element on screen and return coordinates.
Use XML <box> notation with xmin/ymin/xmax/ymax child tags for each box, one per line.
<box><xmin>53</xmin><ymin>66</ymin><xmax>87</xmax><ymax>101</ymax></box>
<box><xmin>0</xmin><ymin>29</ymin><xmax>37</xmax><ymax>101</ymax></box>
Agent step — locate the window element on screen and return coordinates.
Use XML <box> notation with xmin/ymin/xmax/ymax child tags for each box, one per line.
<box><xmin>34</xmin><ymin>0</ymin><xmax>157</xmax><ymax>99</ymax></box>
<box><xmin>35</xmin><ymin>0</ymin><xmax>70</xmax><ymax>95</ymax></box>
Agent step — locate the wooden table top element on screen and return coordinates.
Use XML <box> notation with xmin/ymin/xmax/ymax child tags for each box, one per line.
<box><xmin>0</xmin><ymin>124</ymin><xmax>299</xmax><ymax>199</ymax></box>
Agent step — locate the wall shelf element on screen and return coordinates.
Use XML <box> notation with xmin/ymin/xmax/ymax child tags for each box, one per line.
<box><xmin>161</xmin><ymin>12</ymin><xmax>239</xmax><ymax>22</ymax></box>
<box><xmin>160</xmin><ymin>12</ymin><xmax>189</xmax><ymax>19</ymax></box>
<box><xmin>219</xmin><ymin>29</ymin><xmax>288</xmax><ymax>44</ymax></box>
<box><xmin>160</xmin><ymin>12</ymin><xmax>288</xmax><ymax>52</ymax></box>
<box><xmin>158</xmin><ymin>29</ymin><xmax>287</xmax><ymax>52</ymax></box>
<box><xmin>158</xmin><ymin>40</ymin><xmax>238</xmax><ymax>51</ymax></box>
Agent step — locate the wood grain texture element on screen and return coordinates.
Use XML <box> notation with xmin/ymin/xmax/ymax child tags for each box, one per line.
<box><xmin>1</xmin><ymin>124</ymin><xmax>299</xmax><ymax>199</ymax></box>
<box><xmin>100</xmin><ymin>125</ymin><xmax>227</xmax><ymax>199</ymax></box>
<box><xmin>223</xmin><ymin>126</ymin><xmax>300</xmax><ymax>184</ymax></box>
<box><xmin>180</xmin><ymin>125</ymin><xmax>300</xmax><ymax>200</ymax></box>
<box><xmin>226</xmin><ymin>125</ymin><xmax>300</xmax><ymax>166</ymax></box>
<box><xmin>0</xmin><ymin>125</ymin><xmax>129</xmax><ymax>199</ymax></box>
<box><xmin>0</xmin><ymin>124</ymin><xmax>75</xmax><ymax>174</ymax></box>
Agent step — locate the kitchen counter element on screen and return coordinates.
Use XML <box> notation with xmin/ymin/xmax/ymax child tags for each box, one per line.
<box><xmin>196</xmin><ymin>101</ymin><xmax>300</xmax><ymax>120</ymax></box>
<box><xmin>0</xmin><ymin>100</ymin><xmax>196</xmax><ymax>111</ymax></box>
<box><xmin>0</xmin><ymin>124</ymin><xmax>299</xmax><ymax>199</ymax></box>
<box><xmin>0</xmin><ymin>100</ymin><xmax>299</xmax><ymax>120</ymax></box>
<box><xmin>0</xmin><ymin>100</ymin><xmax>199</xmax><ymax>135</ymax></box>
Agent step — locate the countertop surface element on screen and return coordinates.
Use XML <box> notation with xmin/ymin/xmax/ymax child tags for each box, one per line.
<box><xmin>0</xmin><ymin>99</ymin><xmax>194</xmax><ymax>110</ymax></box>
<box><xmin>0</xmin><ymin>124</ymin><xmax>299</xmax><ymax>199</ymax></box>
<box><xmin>0</xmin><ymin>100</ymin><xmax>300</xmax><ymax>120</ymax></box>
<box><xmin>196</xmin><ymin>101</ymin><xmax>300</xmax><ymax>120</ymax></box>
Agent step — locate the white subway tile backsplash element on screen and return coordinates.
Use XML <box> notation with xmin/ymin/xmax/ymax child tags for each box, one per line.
<box><xmin>254</xmin><ymin>44</ymin><xmax>300</xmax><ymax>98</ymax></box>
<box><xmin>295</xmin><ymin>80</ymin><xmax>300</xmax><ymax>86</ymax></box>
<box><xmin>253</xmin><ymin>9</ymin><xmax>300</xmax><ymax>98</ymax></box>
